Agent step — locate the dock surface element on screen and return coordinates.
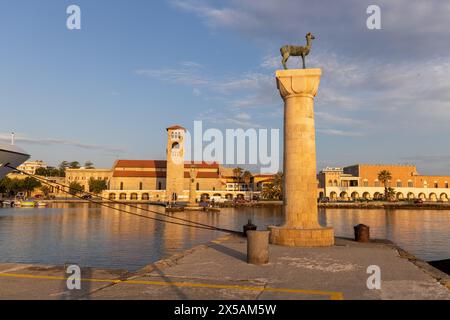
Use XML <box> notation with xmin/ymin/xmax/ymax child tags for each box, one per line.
<box><xmin>0</xmin><ymin>236</ymin><xmax>448</xmax><ymax>300</ymax></box>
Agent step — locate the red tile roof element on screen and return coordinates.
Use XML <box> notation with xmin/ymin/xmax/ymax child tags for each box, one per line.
<box><xmin>166</xmin><ymin>125</ymin><xmax>186</xmax><ymax>131</ymax></box>
<box><xmin>184</xmin><ymin>172</ymin><xmax>219</xmax><ymax>179</ymax></box>
<box><xmin>114</xmin><ymin>160</ymin><xmax>219</xmax><ymax>169</ymax></box>
<box><xmin>114</xmin><ymin>160</ymin><xmax>166</xmax><ymax>169</ymax></box>
<box><xmin>185</xmin><ymin>161</ymin><xmax>219</xmax><ymax>169</ymax></box>
<box><xmin>112</xmin><ymin>171</ymin><xmax>166</xmax><ymax>178</ymax></box>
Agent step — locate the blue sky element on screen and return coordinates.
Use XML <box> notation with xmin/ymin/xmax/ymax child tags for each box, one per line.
<box><xmin>1</xmin><ymin>0</ymin><xmax>450</xmax><ymax>174</ymax></box>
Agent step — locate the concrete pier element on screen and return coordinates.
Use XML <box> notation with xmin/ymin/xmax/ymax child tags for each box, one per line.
<box><xmin>0</xmin><ymin>236</ymin><xmax>448</xmax><ymax>300</ymax></box>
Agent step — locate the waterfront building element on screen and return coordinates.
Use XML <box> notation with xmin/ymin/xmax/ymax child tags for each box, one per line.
<box><xmin>102</xmin><ymin>125</ymin><xmax>256</xmax><ymax>202</ymax></box>
<box><xmin>318</xmin><ymin>164</ymin><xmax>450</xmax><ymax>202</ymax></box>
<box><xmin>16</xmin><ymin>160</ymin><xmax>47</xmax><ymax>175</ymax></box>
<box><xmin>65</xmin><ymin>168</ymin><xmax>112</xmax><ymax>192</ymax></box>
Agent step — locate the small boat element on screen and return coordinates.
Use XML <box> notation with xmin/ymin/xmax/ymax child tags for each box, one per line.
<box><xmin>37</xmin><ymin>201</ymin><xmax>48</xmax><ymax>207</ymax></box>
<box><xmin>18</xmin><ymin>200</ymin><xmax>36</xmax><ymax>208</ymax></box>
<box><xmin>1</xmin><ymin>200</ymin><xmax>13</xmax><ymax>207</ymax></box>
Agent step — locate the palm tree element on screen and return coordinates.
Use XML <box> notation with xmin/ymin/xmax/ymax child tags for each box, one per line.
<box><xmin>233</xmin><ymin>167</ymin><xmax>243</xmax><ymax>191</ymax></box>
<box><xmin>242</xmin><ymin>171</ymin><xmax>253</xmax><ymax>190</ymax></box>
<box><xmin>261</xmin><ymin>172</ymin><xmax>283</xmax><ymax>200</ymax></box>
<box><xmin>378</xmin><ymin>170</ymin><xmax>392</xmax><ymax>200</ymax></box>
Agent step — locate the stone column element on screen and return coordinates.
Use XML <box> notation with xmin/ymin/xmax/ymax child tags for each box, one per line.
<box><xmin>269</xmin><ymin>69</ymin><xmax>334</xmax><ymax>247</ymax></box>
<box><xmin>187</xmin><ymin>167</ymin><xmax>198</xmax><ymax>207</ymax></box>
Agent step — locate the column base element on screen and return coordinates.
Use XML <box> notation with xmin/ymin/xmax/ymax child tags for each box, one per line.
<box><xmin>268</xmin><ymin>226</ymin><xmax>334</xmax><ymax>247</ymax></box>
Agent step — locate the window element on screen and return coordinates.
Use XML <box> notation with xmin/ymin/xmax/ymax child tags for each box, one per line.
<box><xmin>328</xmin><ymin>180</ymin><xmax>332</xmax><ymax>186</ymax></box>
<box><xmin>158</xmin><ymin>182</ymin><xmax>162</xmax><ymax>190</ymax></box>
<box><xmin>196</xmin><ymin>182</ymin><xmax>200</xmax><ymax>191</ymax></box>
<box><xmin>408</xmin><ymin>181</ymin><xmax>413</xmax><ymax>188</ymax></box>
<box><xmin>120</xmin><ymin>182</ymin><xmax>123</xmax><ymax>190</ymax></box>
<box><xmin>139</xmin><ymin>182</ymin><xmax>143</xmax><ymax>190</ymax></box>
<box><xmin>434</xmin><ymin>182</ymin><xmax>438</xmax><ymax>188</ymax></box>
<box><xmin>445</xmin><ymin>182</ymin><xmax>449</xmax><ymax>188</ymax></box>
<box><xmin>374</xmin><ymin>180</ymin><xmax>380</xmax><ymax>187</ymax></box>
<box><xmin>363</xmin><ymin>180</ymin><xmax>368</xmax><ymax>187</ymax></box>
<box><xmin>396</xmin><ymin>181</ymin><xmax>402</xmax><ymax>188</ymax></box>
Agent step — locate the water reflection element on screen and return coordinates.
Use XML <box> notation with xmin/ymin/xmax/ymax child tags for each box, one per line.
<box><xmin>0</xmin><ymin>204</ymin><xmax>448</xmax><ymax>270</ymax></box>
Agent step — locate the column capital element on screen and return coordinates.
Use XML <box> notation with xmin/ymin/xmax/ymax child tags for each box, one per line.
<box><xmin>276</xmin><ymin>68</ymin><xmax>322</xmax><ymax>100</ymax></box>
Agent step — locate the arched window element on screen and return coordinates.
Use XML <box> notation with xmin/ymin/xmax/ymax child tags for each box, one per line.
<box><xmin>109</xmin><ymin>193</ymin><xmax>116</xmax><ymax>200</ymax></box>
<box><xmin>408</xmin><ymin>180</ymin><xmax>413</xmax><ymax>188</ymax></box>
<box><xmin>196</xmin><ymin>182</ymin><xmax>200</xmax><ymax>191</ymax></box>
<box><xmin>120</xmin><ymin>182</ymin><xmax>123</xmax><ymax>190</ymax></box>
<box><xmin>119</xmin><ymin>193</ymin><xmax>127</xmax><ymax>200</ymax></box>
<box><xmin>396</xmin><ymin>180</ymin><xmax>402</xmax><ymax>188</ymax></box>
<box><xmin>445</xmin><ymin>181</ymin><xmax>449</xmax><ymax>188</ymax></box>
<box><xmin>130</xmin><ymin>193</ymin><xmax>138</xmax><ymax>200</ymax></box>
<box><xmin>142</xmin><ymin>193</ymin><xmax>149</xmax><ymax>200</ymax></box>
<box><xmin>333</xmin><ymin>180</ymin><xmax>338</xmax><ymax>186</ymax></box>
<box><xmin>434</xmin><ymin>181</ymin><xmax>439</xmax><ymax>188</ymax></box>
<box><xmin>328</xmin><ymin>180</ymin><xmax>332</xmax><ymax>186</ymax></box>
<box><xmin>139</xmin><ymin>182</ymin><xmax>143</xmax><ymax>190</ymax></box>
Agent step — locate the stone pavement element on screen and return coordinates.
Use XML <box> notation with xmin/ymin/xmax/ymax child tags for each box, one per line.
<box><xmin>0</xmin><ymin>236</ymin><xmax>448</xmax><ymax>300</ymax></box>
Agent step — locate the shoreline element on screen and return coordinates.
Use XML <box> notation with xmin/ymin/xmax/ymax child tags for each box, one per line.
<box><xmin>3</xmin><ymin>199</ymin><xmax>450</xmax><ymax>210</ymax></box>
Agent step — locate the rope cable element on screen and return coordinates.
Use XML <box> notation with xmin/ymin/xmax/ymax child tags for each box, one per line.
<box><xmin>4</xmin><ymin>164</ymin><xmax>243</xmax><ymax>235</ymax></box>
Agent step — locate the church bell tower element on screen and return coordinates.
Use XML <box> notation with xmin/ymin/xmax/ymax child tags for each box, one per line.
<box><xmin>166</xmin><ymin>125</ymin><xmax>186</xmax><ymax>202</ymax></box>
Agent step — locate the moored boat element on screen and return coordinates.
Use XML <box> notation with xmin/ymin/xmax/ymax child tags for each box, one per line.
<box><xmin>17</xmin><ymin>200</ymin><xmax>36</xmax><ymax>208</ymax></box>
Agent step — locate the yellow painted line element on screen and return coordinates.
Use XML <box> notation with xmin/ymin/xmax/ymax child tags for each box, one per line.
<box><xmin>0</xmin><ymin>272</ymin><xmax>344</xmax><ymax>300</ymax></box>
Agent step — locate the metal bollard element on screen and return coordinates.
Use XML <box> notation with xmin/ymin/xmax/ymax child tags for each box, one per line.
<box><xmin>243</xmin><ymin>219</ymin><xmax>257</xmax><ymax>237</ymax></box>
<box><xmin>354</xmin><ymin>224</ymin><xmax>370</xmax><ymax>242</ymax></box>
<box><xmin>247</xmin><ymin>230</ymin><xmax>269</xmax><ymax>265</ymax></box>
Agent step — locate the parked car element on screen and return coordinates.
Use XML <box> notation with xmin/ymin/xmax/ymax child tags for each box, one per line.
<box><xmin>81</xmin><ymin>194</ymin><xmax>92</xmax><ymax>200</ymax></box>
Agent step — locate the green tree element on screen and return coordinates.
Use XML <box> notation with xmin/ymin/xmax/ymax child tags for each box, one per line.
<box><xmin>59</xmin><ymin>161</ymin><xmax>69</xmax><ymax>170</ymax></box>
<box><xmin>69</xmin><ymin>161</ymin><xmax>80</xmax><ymax>169</ymax></box>
<box><xmin>378</xmin><ymin>170</ymin><xmax>393</xmax><ymax>200</ymax></box>
<box><xmin>88</xmin><ymin>178</ymin><xmax>107</xmax><ymax>194</ymax></box>
<box><xmin>242</xmin><ymin>170</ymin><xmax>253</xmax><ymax>191</ymax></box>
<box><xmin>40</xmin><ymin>185</ymin><xmax>51</xmax><ymax>198</ymax></box>
<box><xmin>58</xmin><ymin>161</ymin><xmax>69</xmax><ymax>177</ymax></box>
<box><xmin>261</xmin><ymin>172</ymin><xmax>283</xmax><ymax>200</ymax></box>
<box><xmin>84</xmin><ymin>161</ymin><xmax>94</xmax><ymax>169</ymax></box>
<box><xmin>68</xmin><ymin>181</ymin><xmax>84</xmax><ymax>196</ymax></box>
<box><xmin>385</xmin><ymin>187</ymin><xmax>396</xmax><ymax>201</ymax></box>
<box><xmin>0</xmin><ymin>177</ymin><xmax>11</xmax><ymax>194</ymax></box>
<box><xmin>233</xmin><ymin>167</ymin><xmax>243</xmax><ymax>190</ymax></box>
<box><xmin>35</xmin><ymin>167</ymin><xmax>60</xmax><ymax>177</ymax></box>
<box><xmin>22</xmin><ymin>177</ymin><xmax>41</xmax><ymax>197</ymax></box>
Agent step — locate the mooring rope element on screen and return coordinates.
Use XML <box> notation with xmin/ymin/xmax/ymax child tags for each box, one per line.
<box><xmin>4</xmin><ymin>164</ymin><xmax>243</xmax><ymax>235</ymax></box>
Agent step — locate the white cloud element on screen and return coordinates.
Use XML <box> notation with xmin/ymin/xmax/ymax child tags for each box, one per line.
<box><xmin>0</xmin><ymin>133</ymin><xmax>126</xmax><ymax>154</ymax></box>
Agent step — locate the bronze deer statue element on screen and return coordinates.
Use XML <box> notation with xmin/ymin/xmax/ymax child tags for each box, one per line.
<box><xmin>280</xmin><ymin>32</ymin><xmax>315</xmax><ymax>69</ymax></box>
